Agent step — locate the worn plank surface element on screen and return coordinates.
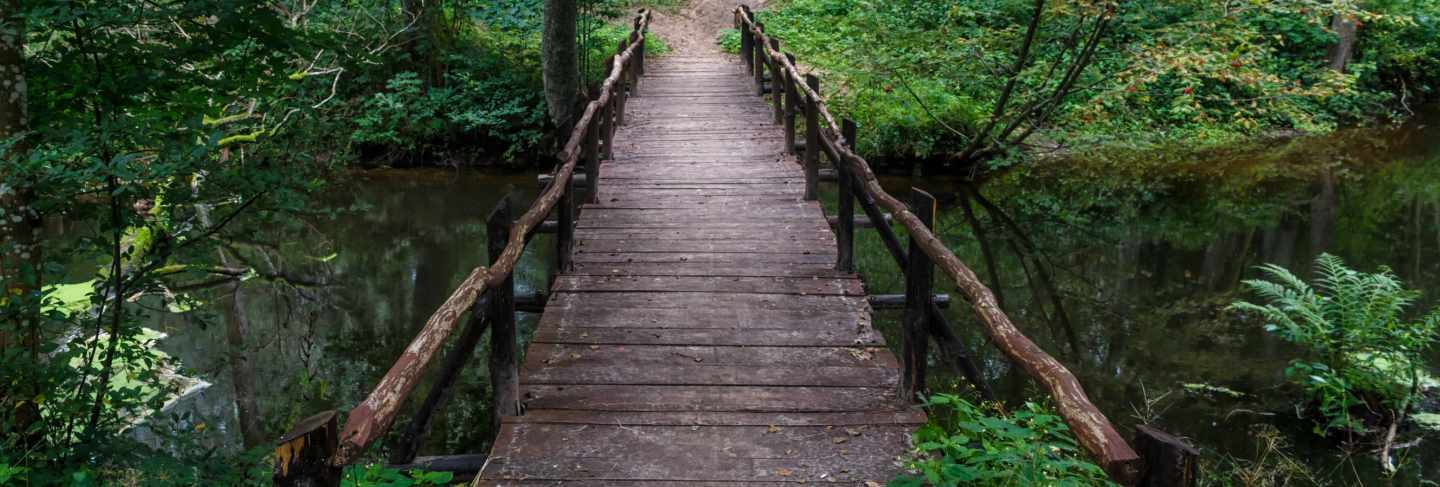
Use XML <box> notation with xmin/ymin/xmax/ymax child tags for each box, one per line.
<box><xmin>475</xmin><ymin>54</ymin><xmax>918</xmax><ymax>486</ymax></box>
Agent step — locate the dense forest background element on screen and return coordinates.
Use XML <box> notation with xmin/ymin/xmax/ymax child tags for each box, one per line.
<box><xmin>2</xmin><ymin>0</ymin><xmax>1439</xmax><ymax>485</ymax></box>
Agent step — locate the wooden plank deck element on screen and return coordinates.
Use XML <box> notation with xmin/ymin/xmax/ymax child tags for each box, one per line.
<box><xmin>474</xmin><ymin>54</ymin><xmax>922</xmax><ymax>486</ymax></box>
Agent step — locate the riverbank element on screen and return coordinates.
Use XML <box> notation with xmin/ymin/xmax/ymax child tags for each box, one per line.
<box><xmin>724</xmin><ymin>0</ymin><xmax>1440</xmax><ymax>174</ymax></box>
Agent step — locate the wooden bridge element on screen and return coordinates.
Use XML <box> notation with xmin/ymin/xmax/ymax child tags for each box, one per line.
<box><xmin>274</xmin><ymin>7</ymin><xmax>1196</xmax><ymax>487</ymax></box>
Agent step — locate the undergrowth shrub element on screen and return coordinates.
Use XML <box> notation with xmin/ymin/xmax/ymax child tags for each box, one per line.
<box><xmin>892</xmin><ymin>394</ymin><xmax>1116</xmax><ymax>486</ymax></box>
<box><xmin>746</xmin><ymin>0</ymin><xmax>1440</xmax><ymax>164</ymax></box>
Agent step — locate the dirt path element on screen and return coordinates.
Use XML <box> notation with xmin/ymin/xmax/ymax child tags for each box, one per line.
<box><xmin>648</xmin><ymin>0</ymin><xmax>767</xmax><ymax>57</ymax></box>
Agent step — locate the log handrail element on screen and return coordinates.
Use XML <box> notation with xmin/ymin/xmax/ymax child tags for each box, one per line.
<box><xmin>275</xmin><ymin>10</ymin><xmax>652</xmax><ymax>477</ymax></box>
<box><xmin>734</xmin><ymin>6</ymin><xmax>1142</xmax><ymax>483</ymax></box>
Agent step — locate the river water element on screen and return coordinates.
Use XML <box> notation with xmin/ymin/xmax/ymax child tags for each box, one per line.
<box><xmin>143</xmin><ymin>108</ymin><xmax>1439</xmax><ymax>482</ymax></box>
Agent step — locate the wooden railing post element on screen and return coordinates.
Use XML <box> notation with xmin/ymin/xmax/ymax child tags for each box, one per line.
<box><xmin>783</xmin><ymin>53</ymin><xmax>799</xmax><ymax>155</ymax></box>
<box><xmin>487</xmin><ymin>196</ymin><xmax>519</xmax><ymax>433</ymax></box>
<box><xmin>584</xmin><ymin>120</ymin><xmax>601</xmax><ymax>204</ymax></box>
<box><xmin>273</xmin><ymin>410</ymin><xmax>341</xmax><ymax>487</ymax></box>
<box><xmin>558</xmin><ymin>188</ymin><xmax>574</xmax><ymax>275</ymax></box>
<box><xmin>769</xmin><ymin>38</ymin><xmax>784</xmax><ymax>125</ymax></box>
<box><xmin>599</xmin><ymin>56</ymin><xmax>615</xmax><ymax>161</ymax></box>
<box><xmin>753</xmin><ymin>23</ymin><xmax>766</xmax><ymax>94</ymax></box>
<box><xmin>738</xmin><ymin>7</ymin><xmax>753</xmax><ymax>75</ymax></box>
<box><xmin>616</xmin><ymin>39</ymin><xmax>629</xmax><ymax>126</ymax></box>
<box><xmin>835</xmin><ymin>119</ymin><xmax>857</xmax><ymax>273</ymax></box>
<box><xmin>631</xmin><ymin>31</ymin><xmax>644</xmax><ymax>94</ymax></box>
<box><xmin>901</xmin><ymin>188</ymin><xmax>936</xmax><ymax>401</ymax></box>
<box><xmin>802</xmin><ymin>74</ymin><xmax>820</xmax><ymax>201</ymax></box>
<box><xmin>603</xmin><ymin>97</ymin><xmax>616</xmax><ymax>160</ymax></box>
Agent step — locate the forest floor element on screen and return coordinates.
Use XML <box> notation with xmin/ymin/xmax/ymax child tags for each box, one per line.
<box><xmin>649</xmin><ymin>0</ymin><xmax>765</xmax><ymax>56</ymax></box>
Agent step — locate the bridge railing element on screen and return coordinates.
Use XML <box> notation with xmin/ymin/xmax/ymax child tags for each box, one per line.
<box><xmin>734</xmin><ymin>5</ymin><xmax>1200</xmax><ymax>486</ymax></box>
<box><xmin>272</xmin><ymin>10</ymin><xmax>650</xmax><ymax>486</ymax></box>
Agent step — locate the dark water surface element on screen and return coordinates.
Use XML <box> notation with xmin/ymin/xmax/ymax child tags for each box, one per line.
<box><xmin>146</xmin><ymin>108</ymin><xmax>1439</xmax><ymax>482</ymax></box>
<box><xmin>860</xmin><ymin>106</ymin><xmax>1440</xmax><ymax>484</ymax></box>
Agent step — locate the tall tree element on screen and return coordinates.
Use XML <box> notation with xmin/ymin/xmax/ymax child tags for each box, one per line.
<box><xmin>1329</xmin><ymin>14</ymin><xmax>1358</xmax><ymax>72</ymax></box>
<box><xmin>541</xmin><ymin>0</ymin><xmax>579</xmax><ymax>131</ymax></box>
<box><xmin>0</xmin><ymin>0</ymin><xmax>38</xmax><ymax>358</ymax></box>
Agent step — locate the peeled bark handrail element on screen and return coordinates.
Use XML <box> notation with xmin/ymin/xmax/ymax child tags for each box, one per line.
<box><xmin>317</xmin><ymin>9</ymin><xmax>651</xmax><ymax>469</ymax></box>
<box><xmin>734</xmin><ymin>6</ymin><xmax>1141</xmax><ymax>483</ymax></box>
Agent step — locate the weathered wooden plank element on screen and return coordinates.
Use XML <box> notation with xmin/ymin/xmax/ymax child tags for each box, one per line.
<box><xmin>475</xmin><ymin>481</ymin><xmax>882</xmax><ymax>487</ymax></box>
<box><xmin>568</xmin><ymin>262</ymin><xmax>840</xmax><ymax>278</ymax></box>
<box><xmin>522</xmin><ymin>385</ymin><xmax>904</xmax><ymax>412</ymax></box>
<box><xmin>574</xmin><ymin>240</ymin><xmax>836</xmax><ymax>254</ymax></box>
<box><xmin>535</xmin><ymin>305</ymin><xmax>870</xmax><ymax>331</ymax></box>
<box><xmin>523</xmin><ymin>365</ymin><xmax>898</xmax><ymax>387</ymax></box>
<box><xmin>523</xmin><ymin>344</ymin><xmax>895</xmax><ymax>370</ymax></box>
<box><xmin>574</xmin><ymin>226</ymin><xmax>831</xmax><ymax>239</ymax></box>
<box><xmin>547</xmin><ymin>291</ymin><xmax>868</xmax><ymax>312</ymax></box>
<box><xmin>570</xmin><ymin>252</ymin><xmax>835</xmax><ymax>264</ymax></box>
<box><xmin>506</xmin><ymin>410</ymin><xmax>924</xmax><ymax>426</ymax></box>
<box><xmin>532</xmin><ymin>326</ymin><xmax>884</xmax><ymax>347</ymax></box>
<box><xmin>480</xmin><ymin>424</ymin><xmax>909</xmax><ymax>482</ymax></box>
<box><xmin>550</xmin><ymin>275</ymin><xmax>864</xmax><ymax>296</ymax></box>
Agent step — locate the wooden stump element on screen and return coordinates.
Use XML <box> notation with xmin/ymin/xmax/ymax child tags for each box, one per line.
<box><xmin>274</xmin><ymin>410</ymin><xmax>341</xmax><ymax>487</ymax></box>
<box><xmin>1135</xmin><ymin>425</ymin><xmax>1200</xmax><ymax>487</ymax></box>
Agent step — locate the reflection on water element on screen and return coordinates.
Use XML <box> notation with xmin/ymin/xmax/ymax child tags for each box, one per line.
<box><xmin>145</xmin><ymin>169</ymin><xmax>547</xmax><ymax>459</ymax></box>
<box><xmin>862</xmin><ymin>106</ymin><xmax>1440</xmax><ymax>483</ymax></box>
<box><xmin>141</xmin><ymin>106</ymin><xmax>1438</xmax><ymax>480</ymax></box>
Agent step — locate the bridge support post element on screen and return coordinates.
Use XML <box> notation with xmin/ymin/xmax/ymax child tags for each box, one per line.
<box><xmin>631</xmin><ymin>31</ymin><xmax>644</xmax><ymax>95</ymax></box>
<box><xmin>901</xmin><ymin>188</ymin><xmax>936</xmax><ymax>401</ymax></box>
<box><xmin>769</xmin><ymin>39</ymin><xmax>784</xmax><ymax>125</ymax></box>
<box><xmin>585</xmin><ymin>120</ymin><xmax>601</xmax><ymax>204</ymax></box>
<box><xmin>600</xmin><ymin>56</ymin><xmax>616</xmax><ymax>161</ymax></box>
<box><xmin>783</xmin><ymin>53</ymin><xmax>799</xmax><ymax>156</ymax></box>
<box><xmin>753</xmin><ymin>23</ymin><xmax>766</xmax><ymax>94</ymax></box>
<box><xmin>738</xmin><ymin>7</ymin><xmax>753</xmax><ymax>75</ymax></box>
<box><xmin>835</xmin><ymin>119</ymin><xmax>857</xmax><ymax>273</ymax></box>
<box><xmin>802</xmin><ymin>74</ymin><xmax>820</xmax><ymax>201</ymax></box>
<box><xmin>557</xmin><ymin>186</ymin><xmax>574</xmax><ymax>274</ymax></box>
<box><xmin>488</xmin><ymin>195</ymin><xmax>520</xmax><ymax>432</ymax></box>
<box><xmin>616</xmin><ymin>39</ymin><xmax>629</xmax><ymax>127</ymax></box>
<box><xmin>604</xmin><ymin>97</ymin><xmax>616</xmax><ymax>160</ymax></box>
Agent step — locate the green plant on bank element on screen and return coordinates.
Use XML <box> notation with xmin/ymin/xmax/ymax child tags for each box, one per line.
<box><xmin>1229</xmin><ymin>254</ymin><xmax>1440</xmax><ymax>436</ymax></box>
<box><xmin>342</xmin><ymin>465</ymin><xmax>455</xmax><ymax>487</ymax></box>
<box><xmin>349</xmin><ymin>1</ymin><xmax>668</xmax><ymax>165</ymax></box>
<box><xmin>891</xmin><ymin>394</ymin><xmax>1115</xmax><ymax>487</ymax></box>
<box><xmin>737</xmin><ymin>0</ymin><xmax>1440</xmax><ymax>168</ymax></box>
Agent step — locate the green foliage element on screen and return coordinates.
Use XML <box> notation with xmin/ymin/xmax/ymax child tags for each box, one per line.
<box><xmin>336</xmin><ymin>0</ymin><xmax>662</xmax><ymax>165</ymax></box>
<box><xmin>1230</xmin><ymin>254</ymin><xmax>1440</xmax><ymax>435</ymax></box>
<box><xmin>751</xmin><ymin>0</ymin><xmax>1440</xmax><ymax>164</ymax></box>
<box><xmin>351</xmin><ymin>65</ymin><xmax>547</xmax><ymax>163</ymax></box>
<box><xmin>342</xmin><ymin>465</ymin><xmax>455</xmax><ymax>487</ymax></box>
<box><xmin>717</xmin><ymin>28</ymin><xmax>741</xmax><ymax>54</ymax></box>
<box><xmin>892</xmin><ymin>394</ymin><xmax>1115</xmax><ymax>486</ymax></box>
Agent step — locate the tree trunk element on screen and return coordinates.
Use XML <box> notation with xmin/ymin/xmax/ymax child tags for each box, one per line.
<box><xmin>220</xmin><ymin>250</ymin><xmax>266</xmax><ymax>450</ymax></box>
<box><xmin>402</xmin><ymin>0</ymin><xmax>444</xmax><ymax>86</ymax></box>
<box><xmin>1</xmin><ymin>0</ymin><xmax>38</xmax><ymax>357</ymax></box>
<box><xmin>542</xmin><ymin>0</ymin><xmax>579</xmax><ymax>131</ymax></box>
<box><xmin>1329</xmin><ymin>14</ymin><xmax>1357</xmax><ymax>72</ymax></box>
